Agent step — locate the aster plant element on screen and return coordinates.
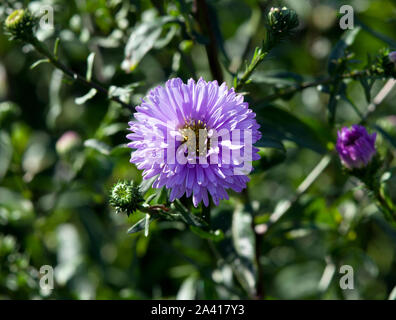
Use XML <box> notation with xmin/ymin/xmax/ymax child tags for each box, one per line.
<box><xmin>3</xmin><ymin>1</ymin><xmax>396</xmax><ymax>300</ymax></box>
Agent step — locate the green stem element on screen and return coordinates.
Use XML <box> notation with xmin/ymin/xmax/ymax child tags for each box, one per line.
<box><xmin>366</xmin><ymin>181</ymin><xmax>395</xmax><ymax>224</ymax></box>
<box><xmin>194</xmin><ymin>0</ymin><xmax>223</xmax><ymax>82</ymax></box>
<box><xmin>30</xmin><ymin>38</ymin><xmax>134</xmax><ymax>111</ymax></box>
<box><xmin>263</xmin><ymin>69</ymin><xmax>379</xmax><ymax>102</ymax></box>
<box><xmin>377</xmin><ymin>194</ymin><xmax>395</xmax><ymax>222</ymax></box>
<box><xmin>235</xmin><ymin>49</ymin><xmax>268</xmax><ymax>91</ymax></box>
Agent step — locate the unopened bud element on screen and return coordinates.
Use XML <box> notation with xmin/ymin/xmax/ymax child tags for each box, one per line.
<box><xmin>267</xmin><ymin>7</ymin><xmax>299</xmax><ymax>36</ymax></box>
<box><xmin>109</xmin><ymin>181</ymin><xmax>144</xmax><ymax>216</ymax></box>
<box><xmin>4</xmin><ymin>9</ymin><xmax>37</xmax><ymax>42</ymax></box>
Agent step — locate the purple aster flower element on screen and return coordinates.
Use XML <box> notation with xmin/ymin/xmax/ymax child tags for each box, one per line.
<box><xmin>389</xmin><ymin>51</ymin><xmax>396</xmax><ymax>64</ymax></box>
<box><xmin>127</xmin><ymin>78</ymin><xmax>261</xmax><ymax>207</ymax></box>
<box><xmin>336</xmin><ymin>125</ymin><xmax>377</xmax><ymax>169</ymax></box>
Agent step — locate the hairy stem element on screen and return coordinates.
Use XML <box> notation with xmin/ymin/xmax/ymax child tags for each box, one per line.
<box><xmin>193</xmin><ymin>0</ymin><xmax>224</xmax><ymax>82</ymax></box>
<box><xmin>235</xmin><ymin>50</ymin><xmax>268</xmax><ymax>91</ymax></box>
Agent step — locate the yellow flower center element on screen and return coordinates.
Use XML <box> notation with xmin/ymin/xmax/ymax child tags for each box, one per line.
<box><xmin>179</xmin><ymin>120</ymin><xmax>210</xmax><ymax>157</ymax></box>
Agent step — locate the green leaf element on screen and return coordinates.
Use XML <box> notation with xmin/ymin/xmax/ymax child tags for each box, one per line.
<box><xmin>75</xmin><ymin>88</ymin><xmax>97</xmax><ymax>105</ymax></box>
<box><xmin>139</xmin><ymin>176</ymin><xmax>158</xmax><ymax>195</ymax></box>
<box><xmin>127</xmin><ymin>216</ymin><xmax>155</xmax><ymax>234</ymax></box>
<box><xmin>86</xmin><ymin>52</ymin><xmax>95</xmax><ymax>82</ymax></box>
<box><xmin>341</xmin><ymin>93</ymin><xmax>364</xmax><ymax>119</ymax></box>
<box><xmin>0</xmin><ymin>187</ymin><xmax>34</xmax><ymax>224</ymax></box>
<box><xmin>357</xmin><ymin>18</ymin><xmax>396</xmax><ymax>48</ymax></box>
<box><xmin>176</xmin><ymin>276</ymin><xmax>197</xmax><ymax>300</ymax></box>
<box><xmin>108</xmin><ymin>84</ymin><xmax>141</xmax><ymax>104</ymax></box>
<box><xmin>47</xmin><ymin>69</ymin><xmax>63</xmax><ymax>128</ymax></box>
<box><xmin>144</xmin><ymin>213</ymin><xmax>150</xmax><ymax>237</ymax></box>
<box><xmin>53</xmin><ymin>37</ymin><xmax>60</xmax><ymax>58</ymax></box>
<box><xmin>22</xmin><ymin>133</ymin><xmax>55</xmax><ymax>179</ymax></box>
<box><xmin>0</xmin><ymin>131</ymin><xmax>12</xmax><ymax>181</ymax></box>
<box><xmin>256</xmin><ymin>106</ymin><xmax>327</xmax><ymax>153</ymax></box>
<box><xmin>172</xmin><ymin>200</ymin><xmax>207</xmax><ymax>228</ymax></box>
<box><xmin>231</xmin><ymin>204</ymin><xmax>257</xmax><ymax>296</ymax></box>
<box><xmin>328</xmin><ymin>27</ymin><xmax>360</xmax><ymax>75</ymax></box>
<box><xmin>30</xmin><ymin>59</ymin><xmax>50</xmax><ymax>70</ymax></box>
<box><xmin>110</xmin><ymin>144</ymin><xmax>129</xmax><ymax>156</ymax></box>
<box><xmin>84</xmin><ymin>139</ymin><xmax>111</xmax><ymax>155</ymax></box>
<box><xmin>122</xmin><ymin>12</ymin><xmax>178</xmax><ymax>72</ymax></box>
<box><xmin>374</xmin><ymin>125</ymin><xmax>396</xmax><ymax>149</ymax></box>
<box><xmin>0</xmin><ymin>101</ymin><xmax>21</xmax><ymax>125</ymax></box>
<box><xmin>389</xmin><ymin>286</ymin><xmax>396</xmax><ymax>300</ymax></box>
<box><xmin>100</xmin><ymin>123</ymin><xmax>126</xmax><ymax>137</ymax></box>
<box><xmin>190</xmin><ymin>226</ymin><xmax>224</xmax><ymax>242</ymax></box>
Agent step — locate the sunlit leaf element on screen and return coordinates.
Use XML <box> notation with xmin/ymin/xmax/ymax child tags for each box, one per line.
<box><xmin>128</xmin><ymin>215</ymin><xmax>155</xmax><ymax>234</ymax></box>
<box><xmin>84</xmin><ymin>139</ymin><xmax>111</xmax><ymax>155</ymax></box>
<box><xmin>231</xmin><ymin>204</ymin><xmax>257</xmax><ymax>296</ymax></box>
<box><xmin>190</xmin><ymin>226</ymin><xmax>224</xmax><ymax>242</ymax></box>
<box><xmin>0</xmin><ymin>131</ymin><xmax>12</xmax><ymax>181</ymax></box>
<box><xmin>75</xmin><ymin>88</ymin><xmax>97</xmax><ymax>105</ymax></box>
<box><xmin>328</xmin><ymin>27</ymin><xmax>360</xmax><ymax>75</ymax></box>
<box><xmin>176</xmin><ymin>275</ymin><xmax>197</xmax><ymax>300</ymax></box>
<box><xmin>86</xmin><ymin>52</ymin><xmax>95</xmax><ymax>82</ymax></box>
<box><xmin>122</xmin><ymin>11</ymin><xmax>178</xmax><ymax>72</ymax></box>
<box><xmin>30</xmin><ymin>59</ymin><xmax>50</xmax><ymax>70</ymax></box>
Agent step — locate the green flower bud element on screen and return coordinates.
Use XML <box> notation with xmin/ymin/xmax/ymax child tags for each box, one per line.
<box><xmin>4</xmin><ymin>9</ymin><xmax>37</xmax><ymax>42</ymax></box>
<box><xmin>267</xmin><ymin>7</ymin><xmax>299</xmax><ymax>36</ymax></box>
<box><xmin>109</xmin><ymin>181</ymin><xmax>144</xmax><ymax>216</ymax></box>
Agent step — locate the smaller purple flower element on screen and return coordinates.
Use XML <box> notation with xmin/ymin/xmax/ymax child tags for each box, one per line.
<box><xmin>336</xmin><ymin>125</ymin><xmax>377</xmax><ymax>169</ymax></box>
<box><xmin>389</xmin><ymin>51</ymin><xmax>396</xmax><ymax>64</ymax></box>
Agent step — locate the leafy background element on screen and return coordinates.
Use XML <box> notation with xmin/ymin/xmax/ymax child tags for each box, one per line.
<box><xmin>1</xmin><ymin>0</ymin><xmax>396</xmax><ymax>299</ymax></box>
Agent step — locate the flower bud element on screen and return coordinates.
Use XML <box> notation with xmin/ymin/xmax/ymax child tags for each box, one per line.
<box><xmin>336</xmin><ymin>125</ymin><xmax>377</xmax><ymax>170</ymax></box>
<box><xmin>267</xmin><ymin>7</ymin><xmax>299</xmax><ymax>36</ymax></box>
<box><xmin>4</xmin><ymin>9</ymin><xmax>36</xmax><ymax>42</ymax></box>
<box><xmin>56</xmin><ymin>131</ymin><xmax>82</xmax><ymax>156</ymax></box>
<box><xmin>109</xmin><ymin>181</ymin><xmax>144</xmax><ymax>216</ymax></box>
<box><xmin>389</xmin><ymin>51</ymin><xmax>396</xmax><ymax>64</ymax></box>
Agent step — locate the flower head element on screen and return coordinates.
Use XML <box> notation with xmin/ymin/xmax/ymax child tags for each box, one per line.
<box><xmin>4</xmin><ymin>9</ymin><xmax>36</xmax><ymax>42</ymax></box>
<box><xmin>127</xmin><ymin>78</ymin><xmax>261</xmax><ymax>207</ymax></box>
<box><xmin>109</xmin><ymin>181</ymin><xmax>144</xmax><ymax>216</ymax></box>
<box><xmin>336</xmin><ymin>125</ymin><xmax>377</xmax><ymax>169</ymax></box>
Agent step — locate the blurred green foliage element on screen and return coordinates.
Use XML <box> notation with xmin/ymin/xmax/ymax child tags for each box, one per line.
<box><xmin>1</xmin><ymin>0</ymin><xmax>396</xmax><ymax>300</ymax></box>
